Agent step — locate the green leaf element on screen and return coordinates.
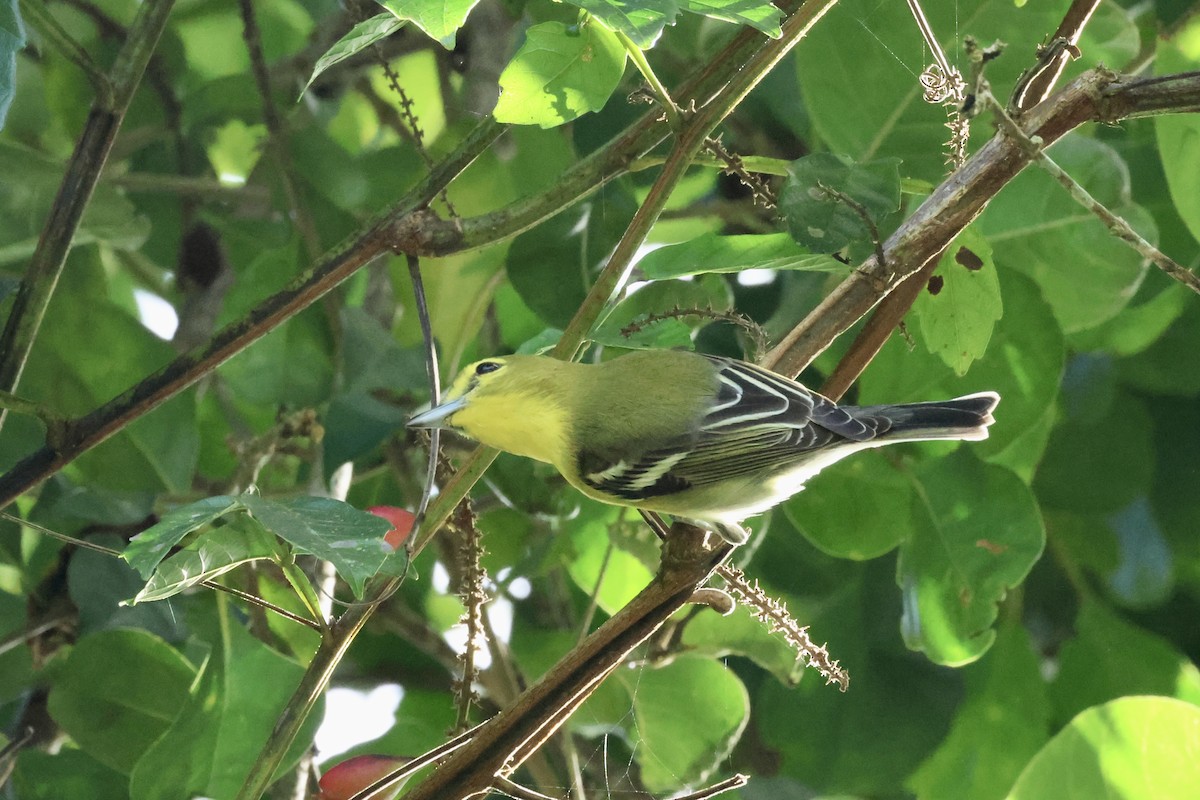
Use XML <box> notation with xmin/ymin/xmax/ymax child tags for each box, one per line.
<box><xmin>860</xmin><ymin>270</ymin><xmax>1065</xmax><ymax>480</ymax></box>
<box><xmin>913</xmin><ymin>227</ymin><xmax>1003</xmax><ymax>375</ymax></box>
<box><xmin>0</xmin><ymin>591</ymin><xmax>32</xmax><ymax>704</ymax></box>
<box><xmin>1007</xmin><ymin>697</ymin><xmax>1200</xmax><ymax>800</ymax></box>
<box><xmin>0</xmin><ymin>142</ymin><xmax>150</xmax><ymax>264</ymax></box>
<box><xmin>681</xmin><ymin>600</ymin><xmax>807</xmax><ymax>685</ymax></box>
<box><xmin>1153</xmin><ymin>15</ymin><xmax>1200</xmax><ymax>247</ymax></box>
<box><xmin>1117</xmin><ymin>297</ymin><xmax>1200</xmax><ymax>397</ymax></box>
<box><xmin>908</xmin><ymin>625</ymin><xmax>1049</xmax><ymax>800</ymax></box>
<box><xmin>129</xmin><ymin>606</ymin><xmax>323</xmax><ymax>799</ymax></box>
<box><xmin>301</xmin><ymin>13</ymin><xmax>405</xmax><ymax>97</ymax></box>
<box><xmin>1</xmin><ymin>251</ymin><xmax>196</xmax><ymax>493</ymax></box>
<box><xmin>494</xmin><ymin>20</ymin><xmax>626</xmax><ymax>128</ymax></box>
<box><xmin>323</xmin><ymin>308</ymin><xmax>427</xmax><ymax>470</ymax></box>
<box><xmin>785</xmin><ymin>449</ymin><xmax>913</xmax><ymax>560</ymax></box>
<box><xmin>0</xmin><ymin>0</ymin><xmax>23</xmax><ymax>131</ymax></box>
<box><xmin>376</xmin><ymin>0</ymin><xmax>479</xmax><ymax>48</ymax></box>
<box><xmin>131</xmin><ymin>519</ymin><xmax>280</xmax><ymax>603</ymax></box>
<box><xmin>780</xmin><ymin>153</ymin><xmax>901</xmax><ymax>252</ymax></box>
<box><xmin>1051</xmin><ymin>601</ymin><xmax>1200</xmax><ymax>727</ymax></box>
<box><xmin>122</xmin><ymin>496</ymin><xmax>242</xmax><ymax>578</ymax></box>
<box><xmin>240</xmin><ymin>495</ymin><xmax>398</xmax><ymax>599</ymax></box>
<box><xmin>638</xmin><ymin>232</ymin><xmax>845</xmax><ymax>279</ymax></box>
<box><xmin>506</xmin><ymin>204</ymin><xmax>592</xmax><ymax>328</ymax></box>
<box><xmin>565</xmin><ymin>503</ymin><xmax>653</xmax><ymax>615</ymax></box>
<box><xmin>68</xmin><ymin>534</ymin><xmax>183</xmax><ymax>639</ymax></box>
<box><xmin>507</xmin><ymin>181</ymin><xmax>636</xmax><ymax>327</ymax></box>
<box><xmin>48</xmin><ymin>629</ymin><xmax>196</xmax><ymax>773</ymax></box>
<box><xmin>217</xmin><ymin>241</ymin><xmax>335</xmax><ymax>407</ymax></box>
<box><xmin>757</xmin><ymin>625</ymin><xmax>962</xmax><ymax>795</ymax></box>
<box><xmin>13</xmin><ymin>750</ymin><xmax>128</xmax><ymax>800</ymax></box>
<box><xmin>678</xmin><ymin>0</ymin><xmax>782</xmax><ymax>37</ymax></box>
<box><xmin>562</xmin><ymin>0</ymin><xmax>679</xmax><ymax>48</ymax></box>
<box><xmin>899</xmin><ymin>451</ymin><xmax>1044</xmax><ymax>666</ymax></box>
<box><xmin>980</xmin><ymin>136</ymin><xmax>1156</xmax><ymax>333</ymax></box>
<box><xmin>1034</xmin><ymin>390</ymin><xmax>1153</xmax><ymax>514</ymax></box>
<box><xmin>622</xmin><ymin>656</ymin><xmax>749</xmax><ymax>792</ymax></box>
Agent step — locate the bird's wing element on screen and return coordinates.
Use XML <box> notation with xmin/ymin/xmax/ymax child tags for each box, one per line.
<box><xmin>578</xmin><ymin>357</ymin><xmax>877</xmax><ymax>500</ymax></box>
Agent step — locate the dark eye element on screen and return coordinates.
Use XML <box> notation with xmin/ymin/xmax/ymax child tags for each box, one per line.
<box><xmin>475</xmin><ymin>361</ymin><xmax>501</xmax><ymax>375</ymax></box>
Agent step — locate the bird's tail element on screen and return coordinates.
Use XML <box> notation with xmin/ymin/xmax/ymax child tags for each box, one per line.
<box><xmin>856</xmin><ymin>392</ymin><xmax>1000</xmax><ymax>443</ymax></box>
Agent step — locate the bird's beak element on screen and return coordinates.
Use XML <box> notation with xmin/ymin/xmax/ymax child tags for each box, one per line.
<box><xmin>407</xmin><ymin>396</ymin><xmax>467</xmax><ymax>429</ymax></box>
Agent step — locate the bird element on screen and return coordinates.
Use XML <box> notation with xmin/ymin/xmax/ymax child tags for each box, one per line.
<box><xmin>407</xmin><ymin>350</ymin><xmax>999</xmax><ymax>545</ymax></box>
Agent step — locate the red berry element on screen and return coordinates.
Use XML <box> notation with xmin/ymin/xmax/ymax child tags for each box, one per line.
<box><xmin>368</xmin><ymin>506</ymin><xmax>415</xmax><ymax>550</ymax></box>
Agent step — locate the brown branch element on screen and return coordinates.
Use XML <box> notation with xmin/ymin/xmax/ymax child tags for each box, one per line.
<box><xmin>399</xmin><ymin>528</ymin><xmax>733</xmax><ymax>800</ymax></box>
<box><xmin>1011</xmin><ymin>0</ymin><xmax>1102</xmax><ymax>112</ymax></box>
<box><xmin>819</xmin><ymin>255</ymin><xmax>941</xmax><ymax>401</ymax></box>
<box><xmin>0</xmin><ymin>119</ymin><xmax>504</xmax><ymax>510</ymax></box>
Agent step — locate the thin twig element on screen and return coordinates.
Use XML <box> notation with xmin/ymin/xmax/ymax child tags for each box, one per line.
<box><xmin>406</xmin><ymin>254</ymin><xmax>442</xmax><ymax>548</ymax></box>
<box><xmin>494</xmin><ymin>776</ymin><xmax>560</xmax><ymax>800</ymax></box>
<box><xmin>452</xmin><ymin>500</ymin><xmax>488</xmax><ymax>733</ymax></box>
<box><xmin>669</xmin><ymin>774</ymin><xmax>750</xmax><ymax>800</ymax></box>
<box><xmin>0</xmin><ymin>613</ymin><xmax>72</xmax><ymax>658</ymax></box>
<box><xmin>819</xmin><ymin>255</ymin><xmax>941</xmax><ymax>401</ymax></box>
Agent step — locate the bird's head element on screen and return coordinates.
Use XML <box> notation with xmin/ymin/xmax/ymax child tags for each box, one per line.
<box><xmin>406</xmin><ymin>356</ymin><xmax>574</xmax><ymax>464</ymax></box>
<box><xmin>406</xmin><ymin>358</ymin><xmax>513</xmax><ymax>431</ymax></box>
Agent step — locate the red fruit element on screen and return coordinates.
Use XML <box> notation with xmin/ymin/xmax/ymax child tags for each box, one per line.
<box><xmin>318</xmin><ymin>754</ymin><xmax>409</xmax><ymax>800</ymax></box>
<box><xmin>368</xmin><ymin>506</ymin><xmax>415</xmax><ymax>550</ymax></box>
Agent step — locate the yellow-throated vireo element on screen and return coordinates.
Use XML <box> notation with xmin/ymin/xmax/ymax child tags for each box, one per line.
<box><xmin>407</xmin><ymin>350</ymin><xmax>999</xmax><ymax>544</ymax></box>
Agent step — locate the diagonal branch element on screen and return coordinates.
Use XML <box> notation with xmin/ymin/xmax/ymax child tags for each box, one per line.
<box><xmin>0</xmin><ymin>0</ymin><xmax>177</xmax><ymax>432</ymax></box>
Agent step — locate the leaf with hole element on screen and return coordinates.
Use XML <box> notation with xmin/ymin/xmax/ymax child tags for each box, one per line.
<box><xmin>899</xmin><ymin>450</ymin><xmax>1044</xmax><ymax>666</ymax></box>
<box><xmin>913</xmin><ymin>226</ymin><xmax>1003</xmax><ymax>376</ymax></box>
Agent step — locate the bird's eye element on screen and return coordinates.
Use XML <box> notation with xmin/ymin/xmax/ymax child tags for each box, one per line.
<box><xmin>475</xmin><ymin>361</ymin><xmax>501</xmax><ymax>375</ymax></box>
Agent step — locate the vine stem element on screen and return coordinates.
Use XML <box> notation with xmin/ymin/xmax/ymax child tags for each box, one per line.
<box><xmin>0</xmin><ymin>0</ymin><xmax>177</xmax><ymax>435</ymax></box>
